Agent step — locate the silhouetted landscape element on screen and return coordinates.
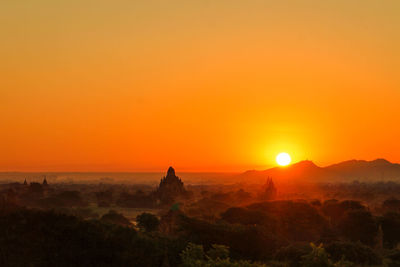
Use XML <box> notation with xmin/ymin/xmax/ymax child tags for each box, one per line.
<box><xmin>242</xmin><ymin>159</ymin><xmax>400</xmax><ymax>183</ymax></box>
<box><xmin>2</xmin><ymin>162</ymin><xmax>400</xmax><ymax>266</ymax></box>
<box><xmin>3</xmin><ymin>0</ymin><xmax>399</xmax><ymax>266</ymax></box>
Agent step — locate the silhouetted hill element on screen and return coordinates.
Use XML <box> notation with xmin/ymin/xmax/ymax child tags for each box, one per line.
<box><xmin>325</xmin><ymin>158</ymin><xmax>400</xmax><ymax>181</ymax></box>
<box><xmin>241</xmin><ymin>159</ymin><xmax>400</xmax><ymax>183</ymax></box>
<box><xmin>241</xmin><ymin>160</ymin><xmax>326</xmax><ymax>183</ymax></box>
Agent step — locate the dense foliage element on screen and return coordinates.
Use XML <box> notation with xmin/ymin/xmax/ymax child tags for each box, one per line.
<box><xmin>0</xmin><ymin>209</ymin><xmax>184</xmax><ymax>267</ymax></box>
<box><xmin>3</xmin><ymin>179</ymin><xmax>400</xmax><ymax>266</ymax></box>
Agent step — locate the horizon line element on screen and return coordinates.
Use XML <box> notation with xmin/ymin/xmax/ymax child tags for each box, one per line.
<box><xmin>0</xmin><ymin>157</ymin><xmax>394</xmax><ymax>173</ymax></box>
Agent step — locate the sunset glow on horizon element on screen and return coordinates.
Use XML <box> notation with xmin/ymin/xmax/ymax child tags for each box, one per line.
<box><xmin>276</xmin><ymin>153</ymin><xmax>292</xmax><ymax>167</ymax></box>
<box><xmin>1</xmin><ymin>1</ymin><xmax>400</xmax><ymax>172</ymax></box>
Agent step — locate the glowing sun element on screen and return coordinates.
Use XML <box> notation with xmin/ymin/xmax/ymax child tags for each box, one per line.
<box><xmin>276</xmin><ymin>152</ymin><xmax>291</xmax><ymax>166</ymax></box>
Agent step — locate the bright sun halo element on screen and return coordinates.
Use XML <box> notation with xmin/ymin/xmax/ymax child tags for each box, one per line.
<box><xmin>276</xmin><ymin>152</ymin><xmax>291</xmax><ymax>166</ymax></box>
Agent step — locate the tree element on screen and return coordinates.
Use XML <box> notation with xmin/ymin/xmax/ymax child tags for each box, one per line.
<box><xmin>325</xmin><ymin>241</ymin><xmax>381</xmax><ymax>265</ymax></box>
<box><xmin>116</xmin><ymin>190</ymin><xmax>155</xmax><ymax>208</ymax></box>
<box><xmin>381</xmin><ymin>212</ymin><xmax>400</xmax><ymax>248</ymax></box>
<box><xmin>322</xmin><ymin>200</ymin><xmax>366</xmax><ymax>224</ymax></box>
<box><xmin>274</xmin><ymin>244</ymin><xmax>311</xmax><ymax>267</ymax></box>
<box><xmin>246</xmin><ymin>201</ymin><xmax>328</xmax><ymax>242</ymax></box>
<box><xmin>55</xmin><ymin>190</ymin><xmax>88</xmax><ymax>207</ymax></box>
<box><xmin>179</xmin><ymin>215</ymin><xmax>278</xmax><ymax>261</ymax></box>
<box><xmin>220</xmin><ymin>207</ymin><xmax>274</xmax><ymax>227</ymax></box>
<box><xmin>382</xmin><ymin>197</ymin><xmax>400</xmax><ymax>212</ymax></box>
<box><xmin>101</xmin><ymin>210</ymin><xmax>131</xmax><ymax>226</ymax></box>
<box><xmin>300</xmin><ymin>243</ymin><xmax>333</xmax><ymax>267</ymax></box>
<box><xmin>207</xmin><ymin>244</ymin><xmax>230</xmax><ymax>261</ymax></box>
<box><xmin>180</xmin><ymin>243</ymin><xmax>266</xmax><ymax>267</ymax></box>
<box><xmin>180</xmin><ymin>243</ymin><xmax>206</xmax><ymax>266</ymax></box>
<box><xmin>136</xmin><ymin>212</ymin><xmax>160</xmax><ymax>232</ymax></box>
<box><xmin>0</xmin><ymin>208</ymin><xmax>177</xmax><ymax>266</ymax></box>
<box><xmin>337</xmin><ymin>210</ymin><xmax>378</xmax><ymax>247</ymax></box>
<box><xmin>95</xmin><ymin>190</ymin><xmax>113</xmax><ymax>207</ymax></box>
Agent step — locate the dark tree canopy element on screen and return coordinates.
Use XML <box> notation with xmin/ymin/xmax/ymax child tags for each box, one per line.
<box><xmin>101</xmin><ymin>210</ymin><xmax>132</xmax><ymax>227</ymax></box>
<box><xmin>136</xmin><ymin>212</ymin><xmax>160</xmax><ymax>232</ymax></box>
<box><xmin>338</xmin><ymin>210</ymin><xmax>378</xmax><ymax>247</ymax></box>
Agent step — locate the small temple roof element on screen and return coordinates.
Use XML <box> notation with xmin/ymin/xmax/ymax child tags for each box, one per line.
<box><xmin>167</xmin><ymin>166</ymin><xmax>175</xmax><ymax>177</ymax></box>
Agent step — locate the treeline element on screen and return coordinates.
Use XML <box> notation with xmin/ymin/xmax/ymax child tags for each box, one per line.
<box><xmin>0</xmin><ymin>209</ymin><xmax>184</xmax><ymax>267</ymax></box>
<box><xmin>4</xmin><ymin>179</ymin><xmax>400</xmax><ymax>266</ymax></box>
<box><xmin>3</xmin><ymin>198</ymin><xmax>400</xmax><ymax>266</ymax></box>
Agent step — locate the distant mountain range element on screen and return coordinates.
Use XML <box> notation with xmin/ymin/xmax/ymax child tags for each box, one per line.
<box><xmin>241</xmin><ymin>159</ymin><xmax>400</xmax><ymax>183</ymax></box>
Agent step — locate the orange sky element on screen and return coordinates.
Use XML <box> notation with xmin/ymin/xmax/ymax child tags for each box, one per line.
<box><xmin>1</xmin><ymin>1</ymin><xmax>400</xmax><ymax>172</ymax></box>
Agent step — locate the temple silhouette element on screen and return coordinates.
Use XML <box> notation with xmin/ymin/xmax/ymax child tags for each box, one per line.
<box><xmin>259</xmin><ymin>177</ymin><xmax>277</xmax><ymax>200</ymax></box>
<box><xmin>156</xmin><ymin>167</ymin><xmax>186</xmax><ymax>205</ymax></box>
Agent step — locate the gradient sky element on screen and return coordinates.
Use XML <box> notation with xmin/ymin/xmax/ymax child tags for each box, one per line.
<box><xmin>1</xmin><ymin>0</ymin><xmax>400</xmax><ymax>172</ymax></box>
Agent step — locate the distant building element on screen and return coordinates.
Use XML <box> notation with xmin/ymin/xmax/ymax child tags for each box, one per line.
<box><xmin>156</xmin><ymin>167</ymin><xmax>186</xmax><ymax>205</ymax></box>
<box><xmin>43</xmin><ymin>176</ymin><xmax>48</xmax><ymax>186</ymax></box>
<box><xmin>259</xmin><ymin>177</ymin><xmax>277</xmax><ymax>200</ymax></box>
